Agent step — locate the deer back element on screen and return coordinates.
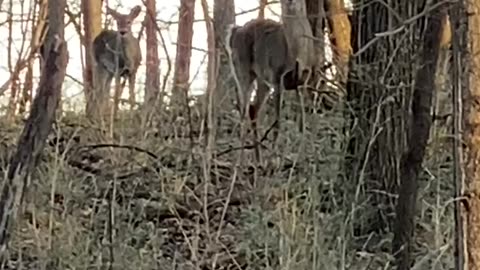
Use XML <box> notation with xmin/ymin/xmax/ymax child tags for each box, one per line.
<box><xmin>229</xmin><ymin>19</ymin><xmax>295</xmax><ymax>85</ymax></box>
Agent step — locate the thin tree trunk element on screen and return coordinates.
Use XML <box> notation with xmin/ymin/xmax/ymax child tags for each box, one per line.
<box><xmin>325</xmin><ymin>0</ymin><xmax>351</xmax><ymax>83</ymax></box>
<box><xmin>82</xmin><ymin>0</ymin><xmax>102</xmax><ymax>119</ymax></box>
<box><xmin>258</xmin><ymin>0</ymin><xmax>268</xmax><ymax>18</ymax></box>
<box><xmin>0</xmin><ymin>0</ymin><xmax>68</xmax><ymax>261</ymax></box>
<box><xmin>142</xmin><ymin>0</ymin><xmax>160</xmax><ymax>126</ymax></box>
<box><xmin>392</xmin><ymin>5</ymin><xmax>447</xmax><ymax>269</ymax></box>
<box><xmin>171</xmin><ymin>0</ymin><xmax>195</xmax><ymax>115</ymax></box>
<box><xmin>213</xmin><ymin>0</ymin><xmax>235</xmax><ymax>127</ymax></box>
<box><xmin>200</xmin><ymin>0</ymin><xmax>216</xmax><ymax>174</ymax></box>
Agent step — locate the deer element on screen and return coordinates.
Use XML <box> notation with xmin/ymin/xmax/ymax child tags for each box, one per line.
<box><xmin>226</xmin><ymin>18</ymin><xmax>308</xmax><ymax>163</ymax></box>
<box><xmin>280</xmin><ymin>0</ymin><xmax>317</xmax><ymax>131</ymax></box>
<box><xmin>93</xmin><ymin>5</ymin><xmax>142</xmax><ymax>118</ymax></box>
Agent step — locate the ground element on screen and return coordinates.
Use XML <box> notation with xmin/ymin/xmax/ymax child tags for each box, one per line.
<box><xmin>0</xmin><ymin>92</ymin><xmax>454</xmax><ymax>269</ymax></box>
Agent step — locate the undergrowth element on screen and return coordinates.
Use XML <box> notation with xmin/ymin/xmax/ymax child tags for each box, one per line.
<box><xmin>0</xmin><ymin>93</ymin><xmax>454</xmax><ymax>270</ymax></box>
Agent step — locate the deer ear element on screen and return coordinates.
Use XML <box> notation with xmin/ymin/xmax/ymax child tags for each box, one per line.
<box><xmin>106</xmin><ymin>6</ymin><xmax>119</xmax><ymax>17</ymax></box>
<box><xmin>129</xmin><ymin>6</ymin><xmax>142</xmax><ymax>18</ymax></box>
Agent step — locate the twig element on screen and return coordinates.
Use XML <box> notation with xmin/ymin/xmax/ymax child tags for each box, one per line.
<box><xmin>76</xmin><ymin>143</ymin><xmax>159</xmax><ymax>160</ymax></box>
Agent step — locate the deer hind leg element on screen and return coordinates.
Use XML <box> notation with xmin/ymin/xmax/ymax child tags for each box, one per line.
<box><xmin>250</xmin><ymin>80</ymin><xmax>271</xmax><ymax>164</ymax></box>
<box><xmin>233</xmin><ymin>67</ymin><xmax>255</xmax><ymax>125</ymax></box>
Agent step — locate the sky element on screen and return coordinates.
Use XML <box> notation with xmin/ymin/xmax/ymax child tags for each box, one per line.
<box><xmin>0</xmin><ymin>0</ymin><xmax>325</xmax><ymax>112</ymax></box>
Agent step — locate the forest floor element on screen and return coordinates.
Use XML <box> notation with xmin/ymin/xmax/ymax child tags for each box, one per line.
<box><xmin>0</xmin><ymin>93</ymin><xmax>454</xmax><ymax>269</ymax></box>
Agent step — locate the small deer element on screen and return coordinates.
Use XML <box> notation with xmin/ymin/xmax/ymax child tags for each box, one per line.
<box><xmin>227</xmin><ymin>18</ymin><xmax>301</xmax><ymax>162</ymax></box>
<box><xmin>93</xmin><ymin>5</ymin><xmax>142</xmax><ymax>116</ymax></box>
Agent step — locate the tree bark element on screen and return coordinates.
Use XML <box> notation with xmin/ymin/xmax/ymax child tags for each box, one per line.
<box><xmin>466</xmin><ymin>0</ymin><xmax>480</xmax><ymax>269</ymax></box>
<box><xmin>171</xmin><ymin>0</ymin><xmax>196</xmax><ymax>115</ymax></box>
<box><xmin>258</xmin><ymin>0</ymin><xmax>268</xmax><ymax>18</ymax></box>
<box><xmin>325</xmin><ymin>0</ymin><xmax>351</xmax><ymax>83</ymax></box>
<box><xmin>143</xmin><ymin>0</ymin><xmax>160</xmax><ymax>124</ymax></box>
<box><xmin>393</xmin><ymin>5</ymin><xmax>446</xmax><ymax>269</ymax></box>
<box><xmin>0</xmin><ymin>0</ymin><xmax>68</xmax><ymax>261</ymax></box>
<box><xmin>81</xmin><ymin>0</ymin><xmax>102</xmax><ymax>119</ymax></box>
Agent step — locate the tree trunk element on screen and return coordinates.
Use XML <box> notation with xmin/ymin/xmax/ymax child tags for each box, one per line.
<box><xmin>171</xmin><ymin>0</ymin><xmax>196</xmax><ymax>115</ymax></box>
<box><xmin>325</xmin><ymin>0</ymin><xmax>351</xmax><ymax>83</ymax></box>
<box><xmin>258</xmin><ymin>0</ymin><xmax>268</xmax><ymax>18</ymax></box>
<box><xmin>466</xmin><ymin>0</ymin><xmax>480</xmax><ymax>269</ymax></box>
<box><xmin>81</xmin><ymin>0</ymin><xmax>102</xmax><ymax>119</ymax></box>
<box><xmin>200</xmin><ymin>0</ymin><xmax>216</xmax><ymax>172</ymax></box>
<box><xmin>392</xmin><ymin>6</ymin><xmax>446</xmax><ymax>269</ymax></box>
<box><xmin>213</xmin><ymin>0</ymin><xmax>235</xmax><ymax>124</ymax></box>
<box><xmin>143</xmin><ymin>0</ymin><xmax>160</xmax><ymax>125</ymax></box>
<box><xmin>0</xmin><ymin>0</ymin><xmax>68</xmax><ymax>261</ymax></box>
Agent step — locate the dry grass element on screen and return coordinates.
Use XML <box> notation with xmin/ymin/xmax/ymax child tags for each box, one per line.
<box><xmin>0</xmin><ymin>92</ymin><xmax>454</xmax><ymax>270</ymax></box>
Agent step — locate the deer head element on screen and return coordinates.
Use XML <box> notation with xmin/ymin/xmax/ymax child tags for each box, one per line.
<box><xmin>106</xmin><ymin>5</ymin><xmax>141</xmax><ymax>36</ymax></box>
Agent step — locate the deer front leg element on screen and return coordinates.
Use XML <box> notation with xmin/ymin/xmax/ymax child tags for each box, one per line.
<box><xmin>113</xmin><ymin>74</ymin><xmax>122</xmax><ymax>119</ymax></box>
<box><xmin>296</xmin><ymin>68</ymin><xmax>311</xmax><ymax>134</ymax></box>
<box><xmin>128</xmin><ymin>73</ymin><xmax>136</xmax><ymax>110</ymax></box>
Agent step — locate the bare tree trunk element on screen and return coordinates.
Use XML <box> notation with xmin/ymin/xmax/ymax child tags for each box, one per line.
<box><xmin>465</xmin><ymin>0</ymin><xmax>480</xmax><ymax>269</ymax></box>
<box><xmin>171</xmin><ymin>0</ymin><xmax>195</xmax><ymax>115</ymax></box>
<box><xmin>213</xmin><ymin>0</ymin><xmax>235</xmax><ymax>127</ymax></box>
<box><xmin>142</xmin><ymin>0</ymin><xmax>160</xmax><ymax>125</ymax></box>
<box><xmin>200</xmin><ymin>0</ymin><xmax>216</xmax><ymax>174</ymax></box>
<box><xmin>393</xmin><ymin>5</ymin><xmax>446</xmax><ymax>269</ymax></box>
<box><xmin>0</xmin><ymin>0</ymin><xmax>68</xmax><ymax>261</ymax></box>
<box><xmin>81</xmin><ymin>0</ymin><xmax>102</xmax><ymax>119</ymax></box>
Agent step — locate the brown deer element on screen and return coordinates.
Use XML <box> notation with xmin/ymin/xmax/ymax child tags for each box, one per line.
<box><xmin>93</xmin><ymin>5</ymin><xmax>142</xmax><ymax>117</ymax></box>
<box><xmin>226</xmin><ymin>18</ymin><xmax>304</xmax><ymax>162</ymax></box>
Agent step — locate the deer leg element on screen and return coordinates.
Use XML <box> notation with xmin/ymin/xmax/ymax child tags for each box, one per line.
<box><xmin>101</xmin><ymin>73</ymin><xmax>114</xmax><ymax>116</ymax></box>
<box><xmin>94</xmin><ymin>67</ymin><xmax>112</xmax><ymax>117</ymax></box>
<box><xmin>113</xmin><ymin>75</ymin><xmax>123</xmax><ymax>119</ymax></box>
<box><xmin>297</xmin><ymin>68</ymin><xmax>311</xmax><ymax>134</ymax></box>
<box><xmin>128</xmin><ymin>73</ymin><xmax>136</xmax><ymax>110</ymax></box>
<box><xmin>250</xmin><ymin>80</ymin><xmax>270</xmax><ymax>164</ymax></box>
<box><xmin>272</xmin><ymin>83</ymin><xmax>283</xmax><ymax>145</ymax></box>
